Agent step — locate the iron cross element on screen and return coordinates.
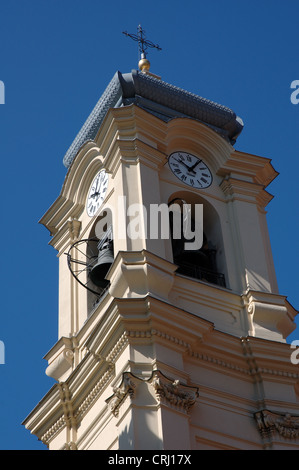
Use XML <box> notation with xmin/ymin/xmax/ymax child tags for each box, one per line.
<box><xmin>122</xmin><ymin>25</ymin><xmax>162</xmax><ymax>58</ymax></box>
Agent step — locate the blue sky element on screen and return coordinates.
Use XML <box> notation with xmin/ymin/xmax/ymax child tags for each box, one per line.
<box><xmin>0</xmin><ymin>0</ymin><xmax>298</xmax><ymax>450</ymax></box>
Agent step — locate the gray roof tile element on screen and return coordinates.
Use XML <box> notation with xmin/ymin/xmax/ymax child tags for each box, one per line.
<box><xmin>63</xmin><ymin>70</ymin><xmax>243</xmax><ymax>168</ymax></box>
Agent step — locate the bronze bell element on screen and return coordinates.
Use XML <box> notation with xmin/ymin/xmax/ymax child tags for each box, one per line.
<box><xmin>89</xmin><ymin>239</ymin><xmax>114</xmax><ymax>288</ymax></box>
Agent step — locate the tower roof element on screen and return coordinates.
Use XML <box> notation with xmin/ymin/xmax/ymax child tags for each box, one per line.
<box><xmin>63</xmin><ymin>70</ymin><xmax>244</xmax><ymax>169</ymax></box>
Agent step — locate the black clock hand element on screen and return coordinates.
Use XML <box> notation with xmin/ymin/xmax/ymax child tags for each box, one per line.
<box><xmin>95</xmin><ymin>178</ymin><xmax>101</xmax><ymax>193</ymax></box>
<box><xmin>175</xmin><ymin>158</ymin><xmax>196</xmax><ymax>174</ymax></box>
<box><xmin>188</xmin><ymin>159</ymin><xmax>202</xmax><ymax>172</ymax></box>
<box><xmin>90</xmin><ymin>191</ymin><xmax>100</xmax><ymax>199</ymax></box>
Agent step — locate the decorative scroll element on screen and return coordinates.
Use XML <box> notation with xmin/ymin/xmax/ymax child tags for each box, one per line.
<box><xmin>150</xmin><ymin>370</ymin><xmax>198</xmax><ymax>413</ymax></box>
<box><xmin>255</xmin><ymin>410</ymin><xmax>299</xmax><ymax>439</ymax></box>
<box><xmin>106</xmin><ymin>372</ymin><xmax>137</xmax><ymax>417</ymax></box>
<box><xmin>106</xmin><ymin>370</ymin><xmax>199</xmax><ymax>418</ymax></box>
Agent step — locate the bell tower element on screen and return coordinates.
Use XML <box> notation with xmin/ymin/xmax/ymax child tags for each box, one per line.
<box><xmin>24</xmin><ymin>46</ymin><xmax>299</xmax><ymax>450</ymax></box>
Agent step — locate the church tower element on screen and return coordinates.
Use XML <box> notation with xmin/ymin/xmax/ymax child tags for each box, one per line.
<box><xmin>24</xmin><ymin>34</ymin><xmax>299</xmax><ymax>450</ymax></box>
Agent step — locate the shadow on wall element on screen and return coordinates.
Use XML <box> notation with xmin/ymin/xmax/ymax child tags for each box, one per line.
<box><xmin>118</xmin><ymin>414</ymin><xmax>163</xmax><ymax>450</ymax></box>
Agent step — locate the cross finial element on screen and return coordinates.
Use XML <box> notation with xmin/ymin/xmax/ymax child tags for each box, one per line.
<box><xmin>122</xmin><ymin>25</ymin><xmax>162</xmax><ymax>73</ymax></box>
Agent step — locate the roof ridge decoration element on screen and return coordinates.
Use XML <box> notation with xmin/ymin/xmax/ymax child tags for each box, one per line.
<box><xmin>63</xmin><ymin>70</ymin><xmax>244</xmax><ymax>169</ymax></box>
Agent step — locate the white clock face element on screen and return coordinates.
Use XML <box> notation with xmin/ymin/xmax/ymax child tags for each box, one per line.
<box><xmin>86</xmin><ymin>169</ymin><xmax>109</xmax><ymax>217</ymax></box>
<box><xmin>168</xmin><ymin>152</ymin><xmax>212</xmax><ymax>189</ymax></box>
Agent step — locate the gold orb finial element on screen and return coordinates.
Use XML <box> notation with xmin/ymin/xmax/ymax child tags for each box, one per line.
<box><xmin>138</xmin><ymin>56</ymin><xmax>151</xmax><ymax>73</ymax></box>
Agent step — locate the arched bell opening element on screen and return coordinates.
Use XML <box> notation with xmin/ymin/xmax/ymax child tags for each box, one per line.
<box><xmin>86</xmin><ymin>208</ymin><xmax>114</xmax><ymax>314</ymax></box>
<box><xmin>168</xmin><ymin>192</ymin><xmax>226</xmax><ymax>288</ymax></box>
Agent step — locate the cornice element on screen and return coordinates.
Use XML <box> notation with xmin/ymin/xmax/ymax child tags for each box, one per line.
<box><xmin>24</xmin><ymin>354</ymin><xmax>116</xmax><ymax>447</ymax></box>
<box><xmin>241</xmin><ymin>335</ymin><xmax>299</xmax><ymax>377</ymax></box>
<box><xmin>84</xmin><ymin>295</ymin><xmax>299</xmax><ymax>382</ymax></box>
<box><xmin>220</xmin><ymin>176</ymin><xmax>274</xmax><ymax>208</ymax></box>
<box><xmin>22</xmin><ymin>383</ymin><xmax>63</xmax><ymax>446</ymax></box>
<box><xmin>217</xmin><ymin>150</ymin><xmax>279</xmax><ymax>188</ymax></box>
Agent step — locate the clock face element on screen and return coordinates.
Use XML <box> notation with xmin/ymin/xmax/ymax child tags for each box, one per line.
<box><xmin>168</xmin><ymin>152</ymin><xmax>212</xmax><ymax>189</ymax></box>
<box><xmin>86</xmin><ymin>169</ymin><xmax>109</xmax><ymax>217</ymax></box>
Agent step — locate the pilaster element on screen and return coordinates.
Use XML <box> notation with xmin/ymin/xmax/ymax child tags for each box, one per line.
<box><xmin>220</xmin><ymin>176</ymin><xmax>277</xmax><ymax>293</ymax></box>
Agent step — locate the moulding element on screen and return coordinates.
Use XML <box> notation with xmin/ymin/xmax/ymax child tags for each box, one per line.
<box><xmin>217</xmin><ymin>150</ymin><xmax>278</xmax><ymax>189</ymax></box>
<box><xmin>74</xmin><ymin>364</ymin><xmax>115</xmax><ymax>422</ymax></box>
<box><xmin>40</xmin><ymin>414</ymin><xmax>65</xmax><ymax>446</ymax></box>
<box><xmin>220</xmin><ymin>176</ymin><xmax>273</xmax><ymax>208</ymax></box>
